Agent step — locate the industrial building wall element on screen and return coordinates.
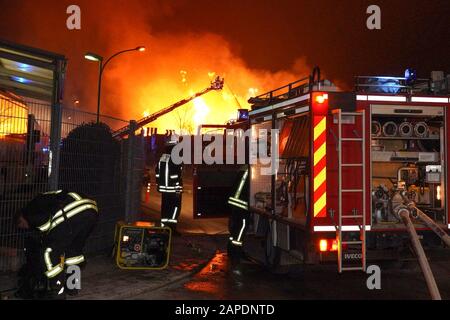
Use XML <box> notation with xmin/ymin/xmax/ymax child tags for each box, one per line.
<box><xmin>0</xmin><ymin>95</ymin><xmax>144</xmax><ymax>271</ymax></box>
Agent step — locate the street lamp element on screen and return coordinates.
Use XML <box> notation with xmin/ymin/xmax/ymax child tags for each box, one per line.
<box><xmin>84</xmin><ymin>46</ymin><xmax>146</xmax><ymax>123</ymax></box>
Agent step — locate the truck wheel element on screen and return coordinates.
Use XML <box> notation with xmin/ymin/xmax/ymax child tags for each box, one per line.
<box><xmin>264</xmin><ymin>220</ymin><xmax>281</xmax><ymax>270</ymax></box>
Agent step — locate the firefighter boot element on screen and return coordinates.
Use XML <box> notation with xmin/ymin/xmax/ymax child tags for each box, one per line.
<box><xmin>227</xmin><ymin>241</ymin><xmax>243</xmax><ymax>266</ymax></box>
<box><xmin>44</xmin><ymin>273</ymin><xmax>66</xmax><ymax>300</ymax></box>
<box><xmin>65</xmin><ymin>287</ymin><xmax>79</xmax><ymax>297</ymax></box>
<box><xmin>15</xmin><ymin>264</ymin><xmax>37</xmax><ymax>299</ymax></box>
<box><xmin>166</xmin><ymin>223</ymin><xmax>181</xmax><ymax>237</ymax></box>
<box><xmin>16</xmin><ymin>262</ymin><xmax>48</xmax><ymax>299</ymax></box>
<box><xmin>65</xmin><ymin>271</ymin><xmax>80</xmax><ymax>297</ymax></box>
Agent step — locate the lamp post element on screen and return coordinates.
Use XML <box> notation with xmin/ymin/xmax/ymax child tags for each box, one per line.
<box><xmin>84</xmin><ymin>46</ymin><xmax>145</xmax><ymax>123</ymax></box>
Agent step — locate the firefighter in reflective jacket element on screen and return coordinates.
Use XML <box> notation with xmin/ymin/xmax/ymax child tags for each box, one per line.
<box><xmin>15</xmin><ymin>190</ymin><xmax>98</xmax><ymax>298</ymax></box>
<box><xmin>155</xmin><ymin>140</ymin><xmax>183</xmax><ymax>232</ymax></box>
<box><xmin>227</xmin><ymin>167</ymin><xmax>249</xmax><ymax>261</ymax></box>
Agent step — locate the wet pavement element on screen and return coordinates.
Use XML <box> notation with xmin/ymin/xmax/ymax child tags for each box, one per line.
<box><xmin>2</xmin><ymin>233</ymin><xmax>449</xmax><ymax>300</ymax></box>
<box><xmin>133</xmin><ymin>250</ymin><xmax>450</xmax><ymax>300</ymax></box>
<box><xmin>2</xmin><ymin>188</ymin><xmax>448</xmax><ymax>300</ymax></box>
<box><xmin>140</xmin><ymin>186</ymin><xmax>450</xmax><ymax>300</ymax></box>
<box><xmin>0</xmin><ymin>234</ymin><xmax>224</xmax><ymax>300</ymax></box>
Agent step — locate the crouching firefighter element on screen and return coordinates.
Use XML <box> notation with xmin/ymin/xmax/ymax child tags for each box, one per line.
<box><xmin>227</xmin><ymin>167</ymin><xmax>249</xmax><ymax>263</ymax></box>
<box><xmin>15</xmin><ymin>190</ymin><xmax>98</xmax><ymax>299</ymax></box>
<box><xmin>156</xmin><ymin>139</ymin><xmax>183</xmax><ymax>233</ymax></box>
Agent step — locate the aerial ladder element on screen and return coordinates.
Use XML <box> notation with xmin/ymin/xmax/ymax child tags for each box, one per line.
<box><xmin>112</xmin><ymin>76</ymin><xmax>224</xmax><ymax>139</ymax></box>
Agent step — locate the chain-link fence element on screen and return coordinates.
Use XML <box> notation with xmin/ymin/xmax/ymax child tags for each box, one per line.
<box><xmin>0</xmin><ymin>95</ymin><xmax>144</xmax><ymax>270</ymax></box>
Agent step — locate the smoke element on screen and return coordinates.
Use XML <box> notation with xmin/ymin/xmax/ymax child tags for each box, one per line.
<box><xmin>0</xmin><ymin>0</ymin><xmax>310</xmax><ymax>132</ymax></box>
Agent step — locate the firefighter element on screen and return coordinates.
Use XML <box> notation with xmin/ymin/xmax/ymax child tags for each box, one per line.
<box><xmin>155</xmin><ymin>140</ymin><xmax>183</xmax><ymax>233</ymax></box>
<box><xmin>227</xmin><ymin>167</ymin><xmax>249</xmax><ymax>263</ymax></box>
<box><xmin>15</xmin><ymin>190</ymin><xmax>98</xmax><ymax>299</ymax></box>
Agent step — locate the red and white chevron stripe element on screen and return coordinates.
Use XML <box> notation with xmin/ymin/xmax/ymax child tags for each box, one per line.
<box><xmin>313</xmin><ymin>115</ymin><xmax>327</xmax><ymax>217</ymax></box>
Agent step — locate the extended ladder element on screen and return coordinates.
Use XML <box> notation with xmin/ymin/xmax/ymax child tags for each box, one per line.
<box><xmin>336</xmin><ymin>109</ymin><xmax>366</xmax><ymax>273</ymax></box>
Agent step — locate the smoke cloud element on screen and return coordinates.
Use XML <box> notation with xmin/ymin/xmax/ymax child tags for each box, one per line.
<box><xmin>0</xmin><ymin>0</ymin><xmax>310</xmax><ymax>132</ymax></box>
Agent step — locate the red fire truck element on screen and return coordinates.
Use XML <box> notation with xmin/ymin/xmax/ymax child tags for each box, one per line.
<box><xmin>245</xmin><ymin>69</ymin><xmax>450</xmax><ymax>272</ymax></box>
<box><xmin>195</xmin><ymin>69</ymin><xmax>450</xmax><ymax>273</ymax></box>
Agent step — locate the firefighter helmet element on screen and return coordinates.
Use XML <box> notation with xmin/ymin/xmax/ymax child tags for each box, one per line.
<box><xmin>165</xmin><ymin>138</ymin><xmax>178</xmax><ymax>146</ymax></box>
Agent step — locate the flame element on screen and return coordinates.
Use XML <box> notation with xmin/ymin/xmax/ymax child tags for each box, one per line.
<box><xmin>248</xmin><ymin>87</ymin><xmax>259</xmax><ymax>98</ymax></box>
<box><xmin>192</xmin><ymin>96</ymin><xmax>209</xmax><ymax>131</ymax></box>
<box><xmin>0</xmin><ymin>1</ymin><xmax>311</xmax><ymax>133</ymax></box>
<box><xmin>180</xmin><ymin>70</ymin><xmax>188</xmax><ymax>85</ymax></box>
<box><xmin>0</xmin><ymin>94</ymin><xmax>28</xmax><ymax>137</ymax></box>
<box><xmin>107</xmin><ymin>32</ymin><xmax>309</xmax><ymax>133</ymax></box>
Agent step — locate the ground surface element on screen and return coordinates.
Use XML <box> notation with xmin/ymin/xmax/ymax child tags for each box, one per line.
<box><xmin>139</xmin><ymin>189</ymin><xmax>450</xmax><ymax>300</ymax></box>
<box><xmin>0</xmin><ymin>233</ymin><xmax>224</xmax><ymax>300</ymax></box>
<box><xmin>133</xmin><ymin>252</ymin><xmax>450</xmax><ymax>300</ymax></box>
<box><xmin>1</xmin><ymin>183</ymin><xmax>449</xmax><ymax>300</ymax></box>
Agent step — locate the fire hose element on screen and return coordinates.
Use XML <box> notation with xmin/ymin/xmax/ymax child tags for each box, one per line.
<box><xmin>405</xmin><ymin>202</ymin><xmax>450</xmax><ymax>248</ymax></box>
<box><xmin>395</xmin><ymin>194</ymin><xmax>450</xmax><ymax>300</ymax></box>
<box><xmin>397</xmin><ymin>207</ymin><xmax>442</xmax><ymax>300</ymax></box>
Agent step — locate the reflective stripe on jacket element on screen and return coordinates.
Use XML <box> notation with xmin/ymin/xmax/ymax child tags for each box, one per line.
<box><xmin>156</xmin><ymin>153</ymin><xmax>183</xmax><ymax>193</ymax></box>
<box><xmin>37</xmin><ymin>192</ymin><xmax>98</xmax><ymax>232</ymax></box>
<box><xmin>43</xmin><ymin>250</ymin><xmax>85</xmax><ymax>278</ymax></box>
<box><xmin>228</xmin><ymin>169</ymin><xmax>249</xmax><ymax>210</ymax></box>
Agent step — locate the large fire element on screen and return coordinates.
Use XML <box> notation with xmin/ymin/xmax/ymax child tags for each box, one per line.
<box><xmin>0</xmin><ymin>1</ymin><xmax>311</xmax><ymax>134</ymax></box>
<box><xmin>106</xmin><ymin>3</ymin><xmax>311</xmax><ymax>134</ymax></box>
<box><xmin>131</xmin><ymin>40</ymin><xmax>309</xmax><ymax>135</ymax></box>
<box><xmin>140</xmin><ymin>70</ymin><xmax>266</xmax><ymax>135</ymax></box>
<box><xmin>0</xmin><ymin>94</ymin><xmax>27</xmax><ymax>137</ymax></box>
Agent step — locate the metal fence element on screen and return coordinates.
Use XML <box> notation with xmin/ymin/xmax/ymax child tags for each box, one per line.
<box><xmin>0</xmin><ymin>95</ymin><xmax>144</xmax><ymax>271</ymax></box>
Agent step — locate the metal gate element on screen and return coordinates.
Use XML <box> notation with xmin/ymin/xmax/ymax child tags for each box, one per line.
<box><xmin>0</xmin><ymin>95</ymin><xmax>144</xmax><ymax>271</ymax></box>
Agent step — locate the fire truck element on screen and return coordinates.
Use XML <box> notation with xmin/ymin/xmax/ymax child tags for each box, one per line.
<box><xmin>195</xmin><ymin>68</ymin><xmax>450</xmax><ymax>276</ymax></box>
<box><xmin>246</xmin><ymin>68</ymin><xmax>450</xmax><ymax>273</ymax></box>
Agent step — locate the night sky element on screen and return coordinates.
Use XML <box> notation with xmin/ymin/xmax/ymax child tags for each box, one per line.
<box><xmin>149</xmin><ymin>0</ymin><xmax>450</xmax><ymax>79</ymax></box>
<box><xmin>0</xmin><ymin>0</ymin><xmax>449</xmax><ymax>118</ymax></box>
